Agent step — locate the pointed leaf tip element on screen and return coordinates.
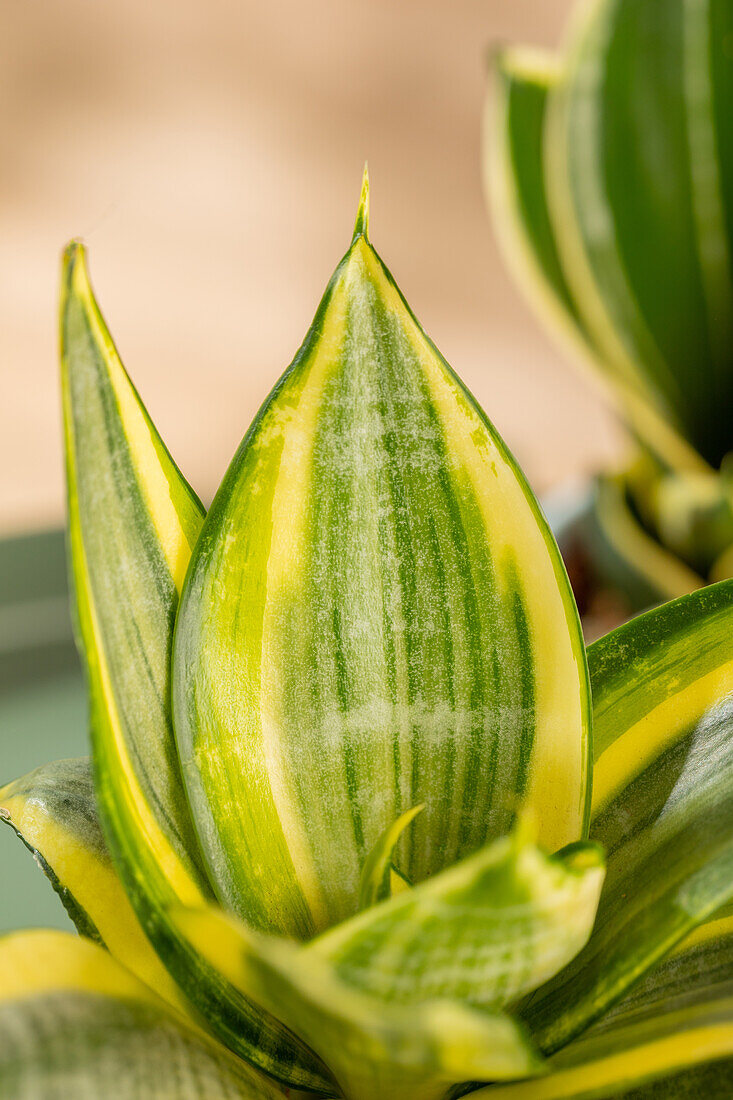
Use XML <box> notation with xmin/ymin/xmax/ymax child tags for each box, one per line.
<box><xmin>352</xmin><ymin>163</ymin><xmax>370</xmax><ymax>242</ymax></box>
<box><xmin>61</xmin><ymin>239</ymin><xmax>91</xmax><ymax>303</ymax></box>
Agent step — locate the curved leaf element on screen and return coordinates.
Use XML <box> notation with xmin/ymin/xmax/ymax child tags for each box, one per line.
<box><xmin>581</xmin><ymin>472</ymin><xmax>704</xmax><ymax>609</ymax></box>
<box><xmin>487</xmin><ymin>45</ymin><xmax>706</xmax><ymax>475</ymax></box>
<box><xmin>314</xmin><ymin>826</ymin><xmax>604</xmax><ymax>1012</ymax></box>
<box><xmin>519</xmin><ymin>580</ymin><xmax>733</xmax><ymax>1052</ymax></box>
<box><xmin>172</xmin><ymin>906</ymin><xmax>542</xmax><ymax>1100</ymax></box>
<box><xmin>471</xmin><ymin>903</ymin><xmax>733</xmax><ymax>1097</ymax></box>
<box><xmin>0</xmin><ymin>930</ymin><xmax>285</xmax><ymax>1099</ymax></box>
<box><xmin>172</xmin><ymin>171</ymin><xmax>591</xmax><ymax>939</ymax></box>
<box><xmin>358</xmin><ymin>804</ymin><xmax>422</xmax><ymax>910</ymax></box>
<box><xmin>0</xmin><ymin>758</ymin><xmax>183</xmax><ymax>1011</ymax></box>
<box><xmin>545</xmin><ymin>0</ymin><xmax>733</xmax><ymax>467</ymax></box>
<box><xmin>60</xmin><ymin>244</ymin><xmax>332</xmax><ymax>1092</ymax></box>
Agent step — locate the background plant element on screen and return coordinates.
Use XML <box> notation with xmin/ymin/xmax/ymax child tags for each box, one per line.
<box><xmin>487</xmin><ymin>0</ymin><xmax>733</xmax><ymax>618</ymax></box>
<box><xmin>1</xmin><ymin>177</ymin><xmax>732</xmax><ymax>1097</ymax></box>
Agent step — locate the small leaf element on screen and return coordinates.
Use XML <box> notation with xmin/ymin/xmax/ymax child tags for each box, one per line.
<box><xmin>520</xmin><ymin>580</ymin><xmax>733</xmax><ymax>1053</ymax></box>
<box><xmin>358</xmin><ymin>804</ymin><xmax>423</xmax><ymax>910</ymax></box>
<box><xmin>315</xmin><ymin>826</ymin><xmax>604</xmax><ymax>1012</ymax></box>
<box><xmin>0</xmin><ymin>930</ymin><xmax>285</xmax><ymax>1099</ymax></box>
<box><xmin>0</xmin><ymin>758</ymin><xmax>184</xmax><ymax>1012</ymax></box>
<box><xmin>171</xmin><ymin>906</ymin><xmax>543</xmax><ymax>1100</ymax></box>
<box><xmin>172</xmin><ymin>172</ymin><xmax>591</xmax><ymax>939</ymax></box>
<box><xmin>60</xmin><ymin>244</ymin><xmax>331</xmax><ymax>1091</ymax></box>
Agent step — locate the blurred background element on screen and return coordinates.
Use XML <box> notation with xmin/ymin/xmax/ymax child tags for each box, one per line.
<box><xmin>0</xmin><ymin>0</ymin><xmax>621</xmax><ymax>929</ymax></box>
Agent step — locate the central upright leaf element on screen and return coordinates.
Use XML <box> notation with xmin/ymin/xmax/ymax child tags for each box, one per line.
<box><xmin>172</xmin><ymin>175</ymin><xmax>590</xmax><ymax>939</ymax></box>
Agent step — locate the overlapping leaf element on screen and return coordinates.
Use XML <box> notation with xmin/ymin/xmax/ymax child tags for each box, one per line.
<box><xmin>172</xmin><ymin>902</ymin><xmax>543</xmax><ymax>1100</ymax></box>
<box><xmin>0</xmin><ymin>758</ymin><xmax>183</xmax><ymax>1011</ymax></box>
<box><xmin>314</xmin><ymin>825</ymin><xmax>604</xmax><ymax>1011</ymax></box>
<box><xmin>519</xmin><ymin>580</ymin><xmax>733</xmax><ymax>1053</ymax></box>
<box><xmin>579</xmin><ymin>472</ymin><xmax>704</xmax><ymax>609</ymax></box>
<box><xmin>60</xmin><ymin>243</ymin><xmax>333</xmax><ymax>1091</ymax></box>
<box><xmin>172</xmin><ymin>171</ymin><xmax>591</xmax><ymax>940</ymax></box>
<box><xmin>0</xmin><ymin>930</ymin><xmax>284</xmax><ymax>1099</ymax></box>
<box><xmin>472</xmin><ymin>903</ymin><xmax>733</xmax><ymax>1097</ymax></box>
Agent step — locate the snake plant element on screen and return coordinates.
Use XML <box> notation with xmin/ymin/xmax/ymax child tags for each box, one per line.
<box><xmin>487</xmin><ymin>0</ymin><xmax>733</xmax><ymax>617</ymax></box>
<box><xmin>2</xmin><ymin>173</ymin><xmax>733</xmax><ymax>1098</ymax></box>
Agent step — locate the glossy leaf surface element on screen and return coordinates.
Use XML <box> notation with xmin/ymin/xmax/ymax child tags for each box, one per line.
<box><xmin>173</xmin><ymin>175</ymin><xmax>591</xmax><ymax>939</ymax></box>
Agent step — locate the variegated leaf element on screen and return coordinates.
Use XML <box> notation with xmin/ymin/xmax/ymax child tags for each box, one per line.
<box><xmin>519</xmin><ymin>580</ymin><xmax>733</xmax><ymax>1053</ymax></box>
<box><xmin>172</xmin><ymin>905</ymin><xmax>543</xmax><ymax>1100</ymax></box>
<box><xmin>543</xmin><ymin>0</ymin><xmax>733</xmax><ymax>469</ymax></box>
<box><xmin>60</xmin><ymin>243</ymin><xmax>332</xmax><ymax>1092</ymax></box>
<box><xmin>471</xmin><ymin>904</ymin><xmax>733</xmax><ymax>1097</ymax></box>
<box><xmin>314</xmin><ymin>825</ymin><xmax>604</xmax><ymax>1012</ymax></box>
<box><xmin>0</xmin><ymin>930</ymin><xmax>285</xmax><ymax>1099</ymax></box>
<box><xmin>358</xmin><ymin>804</ymin><xmax>422</xmax><ymax>910</ymax></box>
<box><xmin>487</xmin><ymin>44</ymin><xmax>707</xmax><ymax>475</ymax></box>
<box><xmin>172</xmin><ymin>171</ymin><xmax>591</xmax><ymax>939</ymax></box>
<box><xmin>0</xmin><ymin>758</ymin><xmax>184</xmax><ymax>1012</ymax></box>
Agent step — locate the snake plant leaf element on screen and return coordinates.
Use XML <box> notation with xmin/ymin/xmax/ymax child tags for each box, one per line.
<box><xmin>471</xmin><ymin>977</ymin><xmax>733</xmax><ymax>1097</ymax></box>
<box><xmin>61</xmin><ymin>244</ymin><xmax>332</xmax><ymax>1092</ymax></box>
<box><xmin>642</xmin><ymin>469</ymin><xmax>733</xmax><ymax>576</ymax></box>
<box><xmin>487</xmin><ymin>45</ymin><xmax>707</xmax><ymax>476</ymax></box>
<box><xmin>472</xmin><ymin>903</ymin><xmax>733</xmax><ymax>1098</ymax></box>
<box><xmin>544</xmin><ymin>0</ymin><xmax>733</xmax><ymax>469</ymax></box>
<box><xmin>313</xmin><ymin>825</ymin><xmax>604</xmax><ymax>1012</ymax></box>
<box><xmin>358</xmin><ymin>804</ymin><xmax>423</xmax><ymax>910</ymax></box>
<box><xmin>580</xmin><ymin>473</ymin><xmax>704</xmax><ymax>610</ymax></box>
<box><xmin>0</xmin><ymin>930</ymin><xmax>285</xmax><ymax>1100</ymax></box>
<box><xmin>172</xmin><ymin>906</ymin><xmax>543</xmax><ymax>1100</ymax></box>
<box><xmin>172</xmin><ymin>170</ymin><xmax>591</xmax><ymax>940</ymax></box>
<box><xmin>0</xmin><ymin>758</ymin><xmax>184</xmax><ymax>1012</ymax></box>
<box><xmin>519</xmin><ymin>579</ymin><xmax>733</xmax><ymax>1053</ymax></box>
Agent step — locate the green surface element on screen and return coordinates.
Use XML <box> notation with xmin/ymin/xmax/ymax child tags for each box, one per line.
<box><xmin>0</xmin><ymin>529</ymin><xmax>87</xmax><ymax>933</ymax></box>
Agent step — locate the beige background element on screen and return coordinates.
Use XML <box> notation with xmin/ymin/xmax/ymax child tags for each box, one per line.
<box><xmin>0</xmin><ymin>0</ymin><xmax>622</xmax><ymax>534</ymax></box>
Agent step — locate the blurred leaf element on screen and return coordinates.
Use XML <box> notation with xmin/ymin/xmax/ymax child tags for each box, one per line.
<box><xmin>0</xmin><ymin>930</ymin><xmax>285</xmax><ymax>1099</ymax></box>
<box><xmin>544</xmin><ymin>0</ymin><xmax>733</xmax><ymax>467</ymax></box>
<box><xmin>487</xmin><ymin>45</ymin><xmax>707</xmax><ymax>475</ymax></box>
